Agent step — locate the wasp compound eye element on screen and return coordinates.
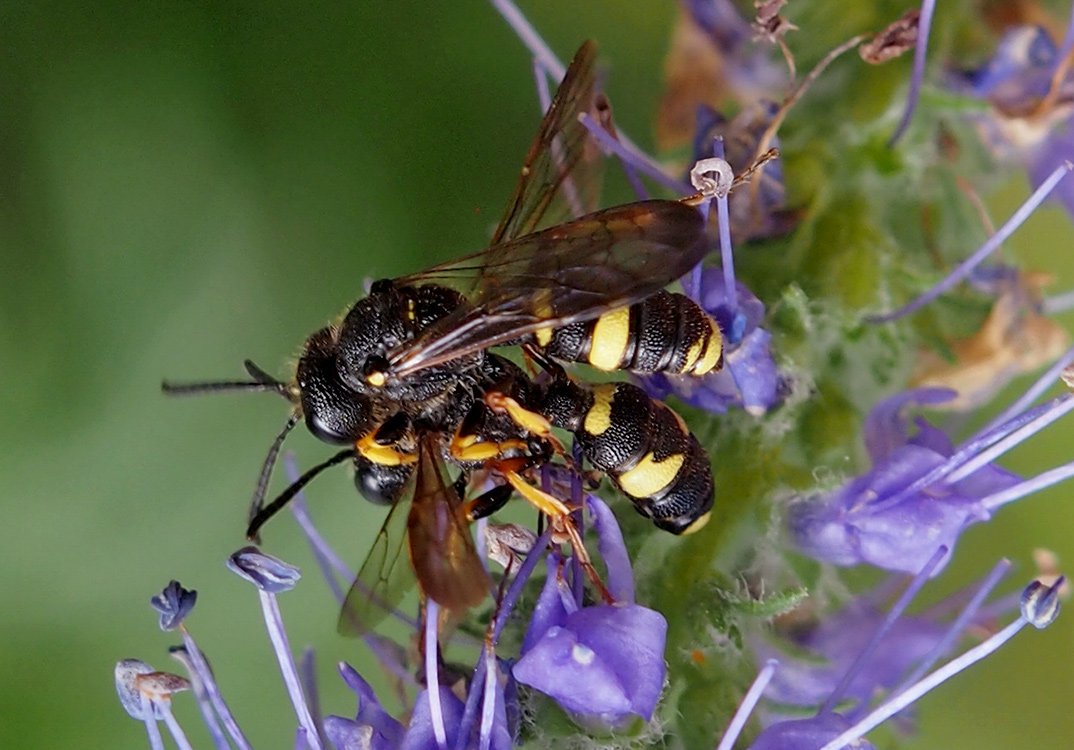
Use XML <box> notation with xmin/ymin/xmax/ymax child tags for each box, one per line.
<box><xmin>297</xmin><ymin>328</ymin><xmax>373</xmax><ymax>445</ymax></box>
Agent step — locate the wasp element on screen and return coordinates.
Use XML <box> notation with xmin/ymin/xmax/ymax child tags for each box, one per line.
<box><xmin>164</xmin><ymin>41</ymin><xmax>723</xmax><ymax>631</ymax></box>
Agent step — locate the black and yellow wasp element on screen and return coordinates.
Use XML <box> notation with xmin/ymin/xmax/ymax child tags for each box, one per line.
<box><xmin>164</xmin><ymin>41</ymin><xmax>723</xmax><ymax>630</ymax></box>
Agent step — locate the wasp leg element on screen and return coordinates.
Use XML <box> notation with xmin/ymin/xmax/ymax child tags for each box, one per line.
<box><xmin>461</xmin><ymin>483</ymin><xmax>514</xmax><ymax>522</ymax></box>
<box><xmin>355</xmin><ymin>431</ymin><xmax>418</xmax><ymax>466</ymax></box>
<box><xmin>483</xmin><ymin>391</ymin><xmax>566</xmax><ymax>454</ymax></box>
<box><xmin>497</xmin><ymin>466</ymin><xmax>612</xmax><ymax>604</ymax></box>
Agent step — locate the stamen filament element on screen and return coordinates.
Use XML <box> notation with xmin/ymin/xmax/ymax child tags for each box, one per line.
<box><xmin>883</xmin><ymin>559</ymin><xmax>1011</xmax><ymax>707</ymax></box>
<box><xmin>820</xmin><ymin>545</ymin><xmax>947</xmax><ymax>713</ymax></box>
<box><xmin>258</xmin><ymin>590</ymin><xmax>323</xmax><ymax>750</ymax></box>
<box><xmin>889</xmin><ymin>0</ymin><xmax>937</xmax><ymax>146</ymax></box>
<box><xmin>868</xmin><ymin>161</ymin><xmax>1074</xmax><ymax>323</ymax></box>
<box><xmin>158</xmin><ymin>701</ymin><xmax>195</xmax><ymax>750</ymax></box>
<box><xmin>714</xmin><ymin>138</ymin><xmax>739</xmax><ymax>316</ymax></box>
<box><xmin>177</xmin><ymin>628</ymin><xmax>254</xmax><ymax>750</ymax></box>
<box><xmin>981</xmin><ymin>344</ymin><xmax>1074</xmax><ymax>432</ymax></box>
<box><xmin>479</xmin><ymin>647</ymin><xmax>498</xmax><ymax>750</ymax></box>
<box><xmin>578</xmin><ymin>112</ymin><xmax>693</xmax><ymax>195</ymax></box>
<box><xmin>980</xmin><ymin>459</ymin><xmax>1074</xmax><ymax>511</ymax></box>
<box><xmin>424</xmin><ymin>599</ymin><xmax>448</xmax><ymax>750</ymax></box>
<box><xmin>817</xmin><ymin>618</ymin><xmax>1027</xmax><ymax>750</ymax></box>
<box><xmin>715</xmin><ymin>659</ymin><xmax>779</xmax><ymax>750</ymax></box>
<box><xmin>140</xmin><ymin>694</ymin><xmax>165</xmax><ymax>750</ymax></box>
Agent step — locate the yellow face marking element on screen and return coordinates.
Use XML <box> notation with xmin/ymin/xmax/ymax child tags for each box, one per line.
<box><xmin>583</xmin><ymin>383</ymin><xmax>616</xmax><ymax>436</ymax></box>
<box><xmin>680</xmin><ymin>511</ymin><xmax>712</xmax><ymax>535</ymax></box>
<box><xmin>617</xmin><ymin>452</ymin><xmax>684</xmax><ymax>498</ymax></box>
<box><xmin>356</xmin><ymin>434</ymin><xmax>416</xmax><ymax>466</ymax></box>
<box><xmin>692</xmin><ymin>325</ymin><xmax>723</xmax><ymax>375</ymax></box>
<box><xmin>588</xmin><ymin>307</ymin><xmax>631</xmax><ymax>371</ymax></box>
<box><xmin>682</xmin><ymin>339</ymin><xmax>703</xmax><ymax>372</ymax></box>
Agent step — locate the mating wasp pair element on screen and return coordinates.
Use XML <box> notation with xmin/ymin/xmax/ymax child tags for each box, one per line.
<box><xmin>164</xmin><ymin>41</ymin><xmax>723</xmax><ymax>631</ymax></box>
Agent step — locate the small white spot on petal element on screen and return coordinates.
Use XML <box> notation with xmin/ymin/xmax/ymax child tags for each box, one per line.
<box><xmin>571</xmin><ymin>643</ymin><xmax>596</xmax><ymax>666</ymax></box>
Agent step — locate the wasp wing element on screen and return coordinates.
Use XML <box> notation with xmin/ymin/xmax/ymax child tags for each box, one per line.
<box><xmin>338</xmin><ymin>490</ymin><xmax>415</xmax><ymax>636</ymax></box>
<box><xmin>407</xmin><ymin>436</ymin><xmax>490</xmax><ymax>613</ymax></box>
<box><xmin>490</xmin><ymin>39</ymin><xmax>605</xmax><ymax>246</ymax></box>
<box><xmin>387</xmin><ymin>199</ymin><xmax>706</xmax><ymax>376</ymax></box>
<box><xmin>337</xmin><ymin>437</ymin><xmax>488</xmax><ymax>636</ymax></box>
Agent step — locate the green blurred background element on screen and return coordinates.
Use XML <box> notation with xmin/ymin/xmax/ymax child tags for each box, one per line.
<box><xmin>2</xmin><ymin>2</ymin><xmax>1073</xmax><ymax>748</ymax></box>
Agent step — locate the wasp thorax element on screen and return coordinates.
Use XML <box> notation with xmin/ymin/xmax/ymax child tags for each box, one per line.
<box><xmin>297</xmin><ymin>327</ymin><xmax>373</xmax><ymax>445</ymax></box>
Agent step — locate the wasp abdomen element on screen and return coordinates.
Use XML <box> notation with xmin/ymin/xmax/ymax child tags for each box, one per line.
<box><xmin>537</xmin><ymin>290</ymin><xmax>722</xmax><ymax>376</ymax></box>
<box><xmin>539</xmin><ymin>379</ymin><xmax>714</xmax><ymax>535</ymax></box>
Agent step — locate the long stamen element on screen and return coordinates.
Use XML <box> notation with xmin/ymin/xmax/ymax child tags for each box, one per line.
<box><xmin>868</xmin><ymin>161</ymin><xmax>1074</xmax><ymax>323</ymax></box>
<box><xmin>715</xmin><ymin>659</ymin><xmax>779</xmax><ymax>750</ymax></box>
<box><xmin>228</xmin><ymin>549</ymin><xmax>322</xmax><ymax>750</ymax></box>
<box><xmin>820</xmin><ymin>545</ymin><xmax>947</xmax><ymax>713</ymax></box>
<box><xmin>478</xmin><ymin>647</ymin><xmax>499</xmax><ymax>750</ymax></box>
<box><xmin>817</xmin><ymin>578</ymin><xmax>1063</xmax><ymax>750</ymax></box>
<box><xmin>883</xmin><ymin>559</ymin><xmax>1011</xmax><ymax>708</ymax></box>
<box><xmin>889</xmin><ymin>0</ymin><xmax>937</xmax><ymax>146</ymax></box>
<box><xmin>424</xmin><ymin>599</ymin><xmax>448</xmax><ymax>750</ymax></box>
<box><xmin>714</xmin><ymin>138</ymin><xmax>739</xmax><ymax>318</ymax></box>
<box><xmin>979</xmin><ymin>459</ymin><xmax>1074</xmax><ymax>511</ymax></box>
<box><xmin>982</xmin><ymin>345</ymin><xmax>1074</xmax><ymax>431</ymax></box>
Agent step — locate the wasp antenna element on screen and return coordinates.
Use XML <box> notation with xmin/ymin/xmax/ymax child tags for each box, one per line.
<box><xmin>248</xmin><ymin>413</ymin><xmax>302</xmax><ymax>526</ymax></box>
<box><xmin>162</xmin><ymin>360</ymin><xmax>292</xmax><ymax>399</ymax></box>
<box><xmin>246</xmin><ymin>448</ymin><xmax>352</xmax><ymax>541</ymax></box>
<box><xmin>161</xmin><ymin>378</ymin><xmax>282</xmax><ymax>396</ymax></box>
<box><xmin>244</xmin><ymin>359</ymin><xmax>284</xmax><ymax>387</ymax></box>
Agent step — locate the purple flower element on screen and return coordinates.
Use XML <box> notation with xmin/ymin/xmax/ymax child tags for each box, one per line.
<box><xmin>514</xmin><ymin>592</ymin><xmax>668</xmax><ymax>727</ymax></box>
<box><xmin>323</xmin><ymin>663</ymin><xmax>404</xmax><ymax>750</ymax></box>
<box><xmin>954</xmin><ymin>19</ymin><xmax>1074</xmax><ymax>217</ymax></box>
<box><xmin>512</xmin><ymin>494</ymin><xmax>668</xmax><ymax>729</ymax></box>
<box><xmin>789</xmin><ymin>379</ymin><xmax>1074</xmax><ymax>574</ymax></box>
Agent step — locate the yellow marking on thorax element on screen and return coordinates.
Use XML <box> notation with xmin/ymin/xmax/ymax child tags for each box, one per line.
<box><xmin>588</xmin><ymin>307</ymin><xmax>631</xmax><ymax>371</ymax></box>
<box><xmin>583</xmin><ymin>383</ymin><xmax>617</xmax><ymax>436</ymax></box>
<box><xmin>617</xmin><ymin>452</ymin><xmax>684</xmax><ymax>498</ymax></box>
<box><xmin>535</xmin><ymin>326</ymin><xmax>553</xmax><ymax>347</ymax></box>
<box><xmin>692</xmin><ymin>324</ymin><xmax>723</xmax><ymax>375</ymax></box>
<box><xmin>680</xmin><ymin>511</ymin><xmax>711</xmax><ymax>535</ymax></box>
<box><xmin>365</xmin><ymin>371</ymin><xmax>387</xmax><ymax>388</ymax></box>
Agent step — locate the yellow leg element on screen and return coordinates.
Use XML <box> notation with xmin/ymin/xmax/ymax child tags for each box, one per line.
<box><xmin>355</xmin><ymin>432</ymin><xmax>416</xmax><ymax>465</ymax></box>
<box><xmin>484</xmin><ymin>392</ymin><xmax>565</xmax><ymax>454</ymax></box>
<box><xmin>502</xmin><ymin>469</ymin><xmax>612</xmax><ymax>603</ymax></box>
<box><xmin>450</xmin><ymin>432</ymin><xmax>530</xmax><ymax>462</ymax></box>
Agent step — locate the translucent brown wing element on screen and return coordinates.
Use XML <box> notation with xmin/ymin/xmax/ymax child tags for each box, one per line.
<box><xmin>337</xmin><ymin>436</ymin><xmax>488</xmax><ymax>636</ymax></box>
<box><xmin>405</xmin><ymin>437</ymin><xmax>489</xmax><ymax>613</ymax></box>
<box><xmin>387</xmin><ymin>199</ymin><xmax>707</xmax><ymax>376</ymax></box>
<box><xmin>490</xmin><ymin>39</ymin><xmax>604</xmax><ymax>246</ymax></box>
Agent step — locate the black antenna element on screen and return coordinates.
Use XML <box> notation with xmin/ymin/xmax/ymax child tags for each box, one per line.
<box><xmin>247</xmin><ymin>413</ymin><xmax>301</xmax><ymax>526</ymax></box>
<box><xmin>246</xmin><ymin>448</ymin><xmax>353</xmax><ymax>542</ymax></box>
<box><xmin>162</xmin><ymin>359</ymin><xmax>292</xmax><ymax>401</ymax></box>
